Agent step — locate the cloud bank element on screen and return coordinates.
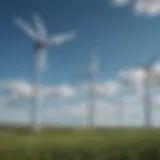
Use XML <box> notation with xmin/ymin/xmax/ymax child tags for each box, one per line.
<box><xmin>111</xmin><ymin>0</ymin><xmax>160</xmax><ymax>17</ymax></box>
<box><xmin>1</xmin><ymin>98</ymin><xmax>160</xmax><ymax>127</ymax></box>
<box><xmin>0</xmin><ymin>100</ymin><xmax>144</xmax><ymax>126</ymax></box>
<box><xmin>1</xmin><ymin>62</ymin><xmax>160</xmax><ymax>126</ymax></box>
<box><xmin>119</xmin><ymin>63</ymin><xmax>160</xmax><ymax>88</ymax></box>
<box><xmin>0</xmin><ymin>80</ymin><xmax>76</xmax><ymax>109</ymax></box>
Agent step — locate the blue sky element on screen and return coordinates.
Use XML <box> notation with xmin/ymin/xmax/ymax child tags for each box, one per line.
<box><xmin>1</xmin><ymin>0</ymin><xmax>160</xmax><ymax>127</ymax></box>
<box><xmin>1</xmin><ymin>0</ymin><xmax>160</xmax><ymax>83</ymax></box>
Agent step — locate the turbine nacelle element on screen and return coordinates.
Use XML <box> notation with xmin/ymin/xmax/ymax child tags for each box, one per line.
<box><xmin>35</xmin><ymin>40</ymin><xmax>46</xmax><ymax>51</ymax></box>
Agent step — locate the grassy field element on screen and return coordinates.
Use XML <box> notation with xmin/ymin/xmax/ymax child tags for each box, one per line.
<box><xmin>0</xmin><ymin>125</ymin><xmax>160</xmax><ymax>159</ymax></box>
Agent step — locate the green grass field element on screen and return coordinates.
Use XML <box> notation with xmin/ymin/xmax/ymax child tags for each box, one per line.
<box><xmin>0</xmin><ymin>125</ymin><xmax>160</xmax><ymax>159</ymax></box>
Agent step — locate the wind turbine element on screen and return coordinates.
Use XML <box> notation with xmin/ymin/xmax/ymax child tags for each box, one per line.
<box><xmin>108</xmin><ymin>78</ymin><xmax>125</xmax><ymax>127</ymax></box>
<box><xmin>143</xmin><ymin>55</ymin><xmax>158</xmax><ymax>128</ymax></box>
<box><xmin>81</xmin><ymin>51</ymin><xmax>99</xmax><ymax>128</ymax></box>
<box><xmin>120</xmin><ymin>55</ymin><xmax>159</xmax><ymax>128</ymax></box>
<box><xmin>72</xmin><ymin>51</ymin><xmax>99</xmax><ymax>128</ymax></box>
<box><xmin>15</xmin><ymin>15</ymin><xmax>76</xmax><ymax>132</ymax></box>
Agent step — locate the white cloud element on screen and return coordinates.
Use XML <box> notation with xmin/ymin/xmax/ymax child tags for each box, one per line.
<box><xmin>112</xmin><ymin>0</ymin><xmax>131</xmax><ymax>6</ymax></box>
<box><xmin>80</xmin><ymin>81</ymin><xmax>120</xmax><ymax>96</ymax></box>
<box><xmin>2</xmin><ymin>75</ymin><xmax>160</xmax><ymax>126</ymax></box>
<box><xmin>0</xmin><ymin>80</ymin><xmax>76</xmax><ymax>109</ymax></box>
<box><xmin>0</xmin><ymin>79</ymin><xmax>123</xmax><ymax>112</ymax></box>
<box><xmin>119</xmin><ymin>64</ymin><xmax>160</xmax><ymax>89</ymax></box>
<box><xmin>44</xmin><ymin>104</ymin><xmax>87</xmax><ymax>118</ymax></box>
<box><xmin>96</xmin><ymin>81</ymin><xmax>120</xmax><ymax>95</ymax></box>
<box><xmin>111</xmin><ymin>0</ymin><xmax>160</xmax><ymax>16</ymax></box>
<box><xmin>41</xmin><ymin>84</ymin><xmax>75</xmax><ymax>99</ymax></box>
<box><xmin>134</xmin><ymin>0</ymin><xmax>160</xmax><ymax>16</ymax></box>
<box><xmin>43</xmin><ymin>96</ymin><xmax>160</xmax><ymax>127</ymax></box>
<box><xmin>43</xmin><ymin>101</ymin><xmax>117</xmax><ymax>126</ymax></box>
<box><xmin>0</xmin><ymin>80</ymin><xmax>122</xmax><ymax>126</ymax></box>
<box><xmin>42</xmin><ymin>99</ymin><xmax>144</xmax><ymax>126</ymax></box>
<box><xmin>1</xmin><ymin>95</ymin><xmax>160</xmax><ymax>126</ymax></box>
<box><xmin>119</xmin><ymin>67</ymin><xmax>146</xmax><ymax>88</ymax></box>
<box><xmin>43</xmin><ymin>101</ymin><xmax>117</xmax><ymax>120</ymax></box>
<box><xmin>0</xmin><ymin>80</ymin><xmax>32</xmax><ymax>98</ymax></box>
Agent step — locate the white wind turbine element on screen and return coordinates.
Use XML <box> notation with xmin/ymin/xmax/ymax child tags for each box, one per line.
<box><xmin>120</xmin><ymin>55</ymin><xmax>160</xmax><ymax>128</ymax></box>
<box><xmin>15</xmin><ymin>15</ymin><xmax>76</xmax><ymax>132</ymax></box>
<box><xmin>73</xmin><ymin>51</ymin><xmax>99</xmax><ymax>128</ymax></box>
<box><xmin>87</xmin><ymin>51</ymin><xmax>99</xmax><ymax>128</ymax></box>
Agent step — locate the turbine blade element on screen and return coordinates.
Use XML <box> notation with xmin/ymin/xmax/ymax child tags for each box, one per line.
<box><xmin>33</xmin><ymin>14</ymin><xmax>47</xmax><ymax>40</ymax></box>
<box><xmin>14</xmin><ymin>18</ymin><xmax>37</xmax><ymax>40</ymax></box>
<box><xmin>48</xmin><ymin>31</ymin><xmax>76</xmax><ymax>45</ymax></box>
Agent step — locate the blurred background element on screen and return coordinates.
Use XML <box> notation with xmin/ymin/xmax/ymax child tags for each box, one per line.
<box><xmin>1</xmin><ymin>0</ymin><xmax>160</xmax><ymax>129</ymax></box>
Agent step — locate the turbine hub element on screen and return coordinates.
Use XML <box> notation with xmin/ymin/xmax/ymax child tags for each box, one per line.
<box><xmin>35</xmin><ymin>40</ymin><xmax>45</xmax><ymax>50</ymax></box>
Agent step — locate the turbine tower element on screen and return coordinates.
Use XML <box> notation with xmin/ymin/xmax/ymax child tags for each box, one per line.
<box><xmin>15</xmin><ymin>15</ymin><xmax>76</xmax><ymax>132</ymax></box>
<box><xmin>120</xmin><ymin>55</ymin><xmax>158</xmax><ymax>128</ymax></box>
<box><xmin>112</xmin><ymin>79</ymin><xmax>124</xmax><ymax>127</ymax></box>
<box><xmin>87</xmin><ymin>51</ymin><xmax>99</xmax><ymax>128</ymax></box>
<box><xmin>143</xmin><ymin>55</ymin><xmax>158</xmax><ymax>128</ymax></box>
